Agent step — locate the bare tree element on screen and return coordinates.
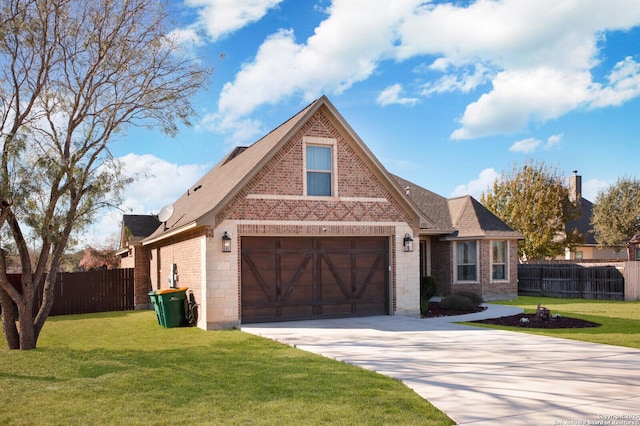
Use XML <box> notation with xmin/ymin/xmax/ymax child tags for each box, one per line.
<box><xmin>0</xmin><ymin>0</ymin><xmax>210</xmax><ymax>349</ymax></box>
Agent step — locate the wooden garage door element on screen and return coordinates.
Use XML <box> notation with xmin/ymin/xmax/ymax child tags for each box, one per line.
<box><xmin>241</xmin><ymin>237</ymin><xmax>389</xmax><ymax>323</ymax></box>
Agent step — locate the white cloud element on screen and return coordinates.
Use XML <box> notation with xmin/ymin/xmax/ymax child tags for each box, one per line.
<box><xmin>510</xmin><ymin>137</ymin><xmax>540</xmax><ymax>153</ymax></box>
<box><xmin>583</xmin><ymin>178</ymin><xmax>609</xmax><ymax>202</ymax></box>
<box><xmin>590</xmin><ymin>56</ymin><xmax>640</xmax><ymax>108</ymax></box>
<box><xmin>78</xmin><ymin>154</ymin><xmax>210</xmax><ymax>246</ymax></box>
<box><xmin>450</xmin><ymin>167</ymin><xmax>498</xmax><ymax>199</ymax></box>
<box><xmin>377</xmin><ymin>84</ymin><xmax>418</xmax><ymax>106</ymax></box>
<box><xmin>168</xmin><ymin>27</ymin><xmax>204</xmax><ymax>47</ymax></box>
<box><xmin>202</xmin><ymin>0</ymin><xmax>640</xmax><ymax>142</ymax></box>
<box><xmin>186</xmin><ymin>0</ymin><xmax>283</xmax><ymax>41</ymax></box>
<box><xmin>451</xmin><ymin>67</ymin><xmax>592</xmax><ymax>139</ymax></box>
<box><xmin>216</xmin><ymin>0</ymin><xmax>417</xmax><ymax>127</ymax></box>
<box><xmin>545</xmin><ymin>133</ymin><xmax>563</xmax><ymax>150</ymax></box>
<box><xmin>397</xmin><ymin>0</ymin><xmax>640</xmax><ymax>139</ymax></box>
<box><xmin>422</xmin><ymin>64</ymin><xmax>493</xmax><ymax>95</ymax></box>
<box><xmin>509</xmin><ymin>133</ymin><xmax>563</xmax><ymax>154</ymax></box>
<box><xmin>117</xmin><ymin>153</ymin><xmax>210</xmax><ymax>213</ymax></box>
<box><xmin>199</xmin><ymin>112</ymin><xmax>264</xmax><ymax>147</ymax></box>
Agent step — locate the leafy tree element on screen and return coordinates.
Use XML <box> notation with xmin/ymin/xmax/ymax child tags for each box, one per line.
<box><xmin>0</xmin><ymin>0</ymin><xmax>210</xmax><ymax>349</ymax></box>
<box><xmin>481</xmin><ymin>161</ymin><xmax>580</xmax><ymax>261</ymax></box>
<box><xmin>591</xmin><ymin>177</ymin><xmax>640</xmax><ymax>249</ymax></box>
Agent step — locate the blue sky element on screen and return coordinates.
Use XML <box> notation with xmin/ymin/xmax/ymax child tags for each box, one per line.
<box><xmin>87</xmin><ymin>0</ymin><xmax>640</xmax><ymax>245</ymax></box>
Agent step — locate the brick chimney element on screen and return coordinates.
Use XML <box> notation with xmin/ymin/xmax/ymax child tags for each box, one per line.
<box><xmin>568</xmin><ymin>170</ymin><xmax>582</xmax><ymax>203</ymax></box>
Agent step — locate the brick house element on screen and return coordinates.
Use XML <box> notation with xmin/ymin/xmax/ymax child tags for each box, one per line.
<box><xmin>561</xmin><ymin>171</ymin><xmax>628</xmax><ymax>260</ymax></box>
<box><xmin>134</xmin><ymin>96</ymin><xmax>521</xmax><ymax>329</ymax></box>
<box><xmin>117</xmin><ymin>214</ymin><xmax>161</xmax><ymax>309</ymax></box>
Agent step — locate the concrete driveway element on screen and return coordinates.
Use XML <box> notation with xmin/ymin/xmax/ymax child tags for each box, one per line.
<box><xmin>242</xmin><ymin>305</ymin><xmax>640</xmax><ymax>425</ymax></box>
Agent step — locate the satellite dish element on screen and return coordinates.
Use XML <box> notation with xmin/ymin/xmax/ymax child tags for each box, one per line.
<box><xmin>157</xmin><ymin>204</ymin><xmax>174</xmax><ymax>223</ymax></box>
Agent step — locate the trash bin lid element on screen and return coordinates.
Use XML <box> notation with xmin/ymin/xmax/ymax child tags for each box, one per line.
<box><xmin>155</xmin><ymin>287</ymin><xmax>189</xmax><ymax>294</ymax></box>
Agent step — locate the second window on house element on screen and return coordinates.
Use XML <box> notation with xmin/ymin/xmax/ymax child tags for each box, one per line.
<box><xmin>306</xmin><ymin>145</ymin><xmax>332</xmax><ymax>196</ymax></box>
<box><xmin>491</xmin><ymin>241</ymin><xmax>507</xmax><ymax>280</ymax></box>
<box><xmin>456</xmin><ymin>241</ymin><xmax>477</xmax><ymax>281</ymax></box>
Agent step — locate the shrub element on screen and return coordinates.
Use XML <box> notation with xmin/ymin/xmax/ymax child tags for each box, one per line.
<box><xmin>420</xmin><ymin>276</ymin><xmax>438</xmax><ymax>315</ymax></box>
<box><xmin>453</xmin><ymin>291</ymin><xmax>483</xmax><ymax>306</ymax></box>
<box><xmin>440</xmin><ymin>294</ymin><xmax>477</xmax><ymax>312</ymax></box>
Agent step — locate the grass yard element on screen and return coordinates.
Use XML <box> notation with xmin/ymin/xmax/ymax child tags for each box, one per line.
<box><xmin>0</xmin><ymin>311</ymin><xmax>453</xmax><ymax>426</ymax></box>
<box><xmin>472</xmin><ymin>296</ymin><xmax>640</xmax><ymax>349</ymax></box>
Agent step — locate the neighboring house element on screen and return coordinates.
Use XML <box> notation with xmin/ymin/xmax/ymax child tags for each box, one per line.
<box><xmin>563</xmin><ymin>172</ymin><xmax>627</xmax><ymax>261</ymax></box>
<box><xmin>136</xmin><ymin>96</ymin><xmax>521</xmax><ymax>330</ymax></box>
<box><xmin>117</xmin><ymin>214</ymin><xmax>160</xmax><ymax>308</ymax></box>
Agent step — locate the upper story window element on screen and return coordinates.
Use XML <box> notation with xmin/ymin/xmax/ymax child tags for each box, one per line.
<box><xmin>306</xmin><ymin>144</ymin><xmax>333</xmax><ymax>196</ymax></box>
<box><xmin>491</xmin><ymin>241</ymin><xmax>507</xmax><ymax>281</ymax></box>
<box><xmin>456</xmin><ymin>241</ymin><xmax>477</xmax><ymax>281</ymax></box>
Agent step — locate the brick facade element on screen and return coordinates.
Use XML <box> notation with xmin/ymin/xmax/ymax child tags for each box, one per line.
<box><xmin>132</xmin><ymin>244</ymin><xmax>151</xmax><ymax>309</ymax></box>
<box><xmin>428</xmin><ymin>237</ymin><xmax>518</xmax><ymax>301</ymax></box>
<box><xmin>217</xmin><ymin>109</ymin><xmax>414</xmax><ymax>226</ymax></box>
<box><xmin>198</xmin><ymin>108</ymin><xmax>421</xmax><ymax>327</ymax></box>
<box><xmin>136</xmin><ymin>104</ymin><xmax>422</xmax><ymax>329</ymax></box>
<box><xmin>135</xmin><ymin>98</ymin><xmax>519</xmax><ymax>329</ymax></box>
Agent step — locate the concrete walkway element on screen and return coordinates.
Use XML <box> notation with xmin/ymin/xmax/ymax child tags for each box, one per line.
<box><xmin>242</xmin><ymin>304</ymin><xmax>640</xmax><ymax>425</ymax></box>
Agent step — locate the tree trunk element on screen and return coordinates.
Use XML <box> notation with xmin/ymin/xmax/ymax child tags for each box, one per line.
<box><xmin>34</xmin><ymin>273</ymin><xmax>56</xmax><ymax>342</ymax></box>
<box><xmin>0</xmin><ymin>287</ymin><xmax>19</xmax><ymax>349</ymax></box>
<box><xmin>17</xmin><ymin>303</ymin><xmax>36</xmax><ymax>350</ymax></box>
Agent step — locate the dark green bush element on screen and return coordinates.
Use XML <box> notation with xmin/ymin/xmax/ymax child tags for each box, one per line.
<box><xmin>440</xmin><ymin>294</ymin><xmax>477</xmax><ymax>311</ymax></box>
<box><xmin>453</xmin><ymin>291</ymin><xmax>483</xmax><ymax>306</ymax></box>
<box><xmin>420</xmin><ymin>276</ymin><xmax>438</xmax><ymax>315</ymax></box>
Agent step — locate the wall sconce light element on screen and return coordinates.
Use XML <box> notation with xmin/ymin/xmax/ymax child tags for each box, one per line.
<box><xmin>403</xmin><ymin>233</ymin><xmax>414</xmax><ymax>252</ymax></box>
<box><xmin>222</xmin><ymin>231</ymin><xmax>232</xmax><ymax>253</ymax></box>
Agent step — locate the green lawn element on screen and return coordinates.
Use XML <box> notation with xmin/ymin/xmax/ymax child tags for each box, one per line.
<box><xmin>473</xmin><ymin>296</ymin><xmax>640</xmax><ymax>349</ymax></box>
<box><xmin>0</xmin><ymin>311</ymin><xmax>453</xmax><ymax>425</ymax></box>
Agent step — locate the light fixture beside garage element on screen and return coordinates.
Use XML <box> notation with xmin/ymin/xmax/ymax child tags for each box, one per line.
<box><xmin>222</xmin><ymin>231</ymin><xmax>232</xmax><ymax>252</ymax></box>
<box><xmin>403</xmin><ymin>233</ymin><xmax>414</xmax><ymax>252</ymax></box>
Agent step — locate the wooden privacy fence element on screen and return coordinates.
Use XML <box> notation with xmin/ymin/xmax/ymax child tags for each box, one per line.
<box><xmin>518</xmin><ymin>264</ymin><xmax>624</xmax><ymax>300</ymax></box>
<box><xmin>5</xmin><ymin>268</ymin><xmax>134</xmax><ymax>316</ymax></box>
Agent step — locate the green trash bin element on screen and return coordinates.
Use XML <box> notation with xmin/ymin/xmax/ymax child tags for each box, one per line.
<box><xmin>148</xmin><ymin>290</ymin><xmax>164</xmax><ymax>326</ymax></box>
<box><xmin>154</xmin><ymin>288</ymin><xmax>188</xmax><ymax>328</ymax></box>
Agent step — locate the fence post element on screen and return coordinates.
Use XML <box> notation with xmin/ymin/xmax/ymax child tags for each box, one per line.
<box><xmin>624</xmin><ymin>261</ymin><xmax>640</xmax><ymax>301</ymax></box>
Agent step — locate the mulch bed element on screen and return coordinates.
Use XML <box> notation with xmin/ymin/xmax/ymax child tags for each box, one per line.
<box><xmin>423</xmin><ymin>302</ymin><xmax>601</xmax><ymax>329</ymax></box>
<box><xmin>422</xmin><ymin>301</ymin><xmax>487</xmax><ymax>318</ymax></box>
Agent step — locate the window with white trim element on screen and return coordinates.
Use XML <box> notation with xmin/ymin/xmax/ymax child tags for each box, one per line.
<box><xmin>456</xmin><ymin>241</ymin><xmax>477</xmax><ymax>281</ymax></box>
<box><xmin>306</xmin><ymin>144</ymin><xmax>333</xmax><ymax>196</ymax></box>
<box><xmin>491</xmin><ymin>241</ymin><xmax>507</xmax><ymax>281</ymax></box>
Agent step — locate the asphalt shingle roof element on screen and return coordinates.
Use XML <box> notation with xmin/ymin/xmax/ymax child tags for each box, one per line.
<box><xmin>122</xmin><ymin>214</ymin><xmax>161</xmax><ymax>242</ymax></box>
<box><xmin>566</xmin><ymin>198</ymin><xmax>596</xmax><ymax>245</ymax></box>
<box><xmin>393</xmin><ymin>175</ymin><xmax>522</xmax><ymax>239</ymax></box>
<box><xmin>142</xmin><ymin>96</ymin><xmax>520</xmax><ymax>244</ymax></box>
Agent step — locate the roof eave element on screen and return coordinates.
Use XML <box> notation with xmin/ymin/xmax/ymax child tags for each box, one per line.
<box><xmin>142</xmin><ymin>222</ymin><xmax>198</xmax><ymax>246</ymax></box>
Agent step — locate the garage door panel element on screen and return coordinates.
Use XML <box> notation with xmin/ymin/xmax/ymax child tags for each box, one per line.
<box><xmin>241</xmin><ymin>236</ymin><xmax>389</xmax><ymax>323</ymax></box>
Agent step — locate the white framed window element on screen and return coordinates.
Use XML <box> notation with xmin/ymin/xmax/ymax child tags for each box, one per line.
<box><xmin>456</xmin><ymin>241</ymin><xmax>477</xmax><ymax>281</ymax></box>
<box><xmin>304</xmin><ymin>137</ymin><xmax>336</xmax><ymax>197</ymax></box>
<box><xmin>491</xmin><ymin>241</ymin><xmax>507</xmax><ymax>281</ymax></box>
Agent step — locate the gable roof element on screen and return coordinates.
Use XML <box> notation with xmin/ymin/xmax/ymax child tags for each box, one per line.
<box><xmin>144</xmin><ymin>96</ymin><xmax>425</xmax><ymax>244</ymax></box>
<box><xmin>122</xmin><ymin>214</ymin><xmax>160</xmax><ymax>244</ymax></box>
<box><xmin>393</xmin><ymin>175</ymin><xmax>523</xmax><ymax>240</ymax></box>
